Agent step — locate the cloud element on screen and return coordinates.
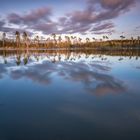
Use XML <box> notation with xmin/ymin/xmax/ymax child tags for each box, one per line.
<box><xmin>31</xmin><ymin>22</ymin><xmax>58</xmax><ymax>34</ymax></box>
<box><xmin>4</xmin><ymin>6</ymin><xmax>55</xmax><ymax>34</ymax></box>
<box><xmin>85</xmin><ymin>72</ymin><xmax>125</xmax><ymax>96</ymax></box>
<box><xmin>93</xmin><ymin>30</ymin><xmax>115</xmax><ymax>35</ymax></box>
<box><xmin>0</xmin><ymin>26</ymin><xmax>18</xmax><ymax>33</ymax></box>
<box><xmin>91</xmin><ymin>22</ymin><xmax>114</xmax><ymax>31</ymax></box>
<box><xmin>88</xmin><ymin>0</ymin><xmax>136</xmax><ymax>11</ymax></box>
<box><xmin>58</xmin><ymin>62</ymin><xmax>125</xmax><ymax>95</ymax></box>
<box><xmin>7</xmin><ymin>7</ymin><xmax>52</xmax><ymax>25</ymax></box>
<box><xmin>52</xmin><ymin>0</ymin><xmax>136</xmax><ymax>35</ymax></box>
<box><xmin>0</xmin><ymin>0</ymin><xmax>138</xmax><ymax>35</ymax></box>
<box><xmin>7</xmin><ymin>13</ymin><xmax>22</xmax><ymax>24</ymax></box>
<box><xmin>10</xmin><ymin>62</ymin><xmax>55</xmax><ymax>85</ymax></box>
<box><xmin>134</xmin><ymin>25</ymin><xmax>140</xmax><ymax>31</ymax></box>
<box><xmin>0</xmin><ymin>21</ymin><xmax>5</xmax><ymax>27</ymax></box>
<box><xmin>0</xmin><ymin>20</ymin><xmax>9</xmax><ymax>32</ymax></box>
<box><xmin>11</xmin><ymin>69</ymin><xmax>52</xmax><ymax>85</ymax></box>
<box><xmin>87</xmin><ymin>0</ymin><xmax>136</xmax><ymax>22</ymax></box>
<box><xmin>0</xmin><ymin>24</ymin><xmax>32</xmax><ymax>34</ymax></box>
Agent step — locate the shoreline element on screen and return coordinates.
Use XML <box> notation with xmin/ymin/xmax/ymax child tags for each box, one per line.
<box><xmin>0</xmin><ymin>47</ymin><xmax>140</xmax><ymax>51</ymax></box>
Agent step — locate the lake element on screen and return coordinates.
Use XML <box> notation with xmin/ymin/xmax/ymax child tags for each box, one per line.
<box><xmin>0</xmin><ymin>49</ymin><xmax>140</xmax><ymax>140</ymax></box>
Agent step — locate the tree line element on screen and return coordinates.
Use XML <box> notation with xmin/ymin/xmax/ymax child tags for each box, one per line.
<box><xmin>0</xmin><ymin>31</ymin><xmax>140</xmax><ymax>49</ymax></box>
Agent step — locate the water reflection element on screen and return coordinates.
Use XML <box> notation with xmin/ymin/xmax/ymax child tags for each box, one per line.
<box><xmin>0</xmin><ymin>50</ymin><xmax>131</xmax><ymax>96</ymax></box>
<box><xmin>0</xmin><ymin>50</ymin><xmax>140</xmax><ymax>140</ymax></box>
<box><xmin>8</xmin><ymin>61</ymin><xmax>125</xmax><ymax>96</ymax></box>
<box><xmin>0</xmin><ymin>64</ymin><xmax>6</xmax><ymax>79</ymax></box>
<box><xmin>0</xmin><ymin>49</ymin><xmax>140</xmax><ymax>65</ymax></box>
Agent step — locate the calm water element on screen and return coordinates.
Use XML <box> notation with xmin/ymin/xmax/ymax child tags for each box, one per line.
<box><xmin>0</xmin><ymin>50</ymin><xmax>140</xmax><ymax>140</ymax></box>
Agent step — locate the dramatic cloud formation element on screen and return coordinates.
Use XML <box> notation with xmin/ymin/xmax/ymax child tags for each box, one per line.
<box><xmin>58</xmin><ymin>0</ymin><xmax>136</xmax><ymax>34</ymax></box>
<box><xmin>0</xmin><ymin>0</ymin><xmax>139</xmax><ymax>37</ymax></box>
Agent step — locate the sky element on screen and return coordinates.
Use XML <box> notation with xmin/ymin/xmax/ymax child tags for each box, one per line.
<box><xmin>0</xmin><ymin>0</ymin><xmax>140</xmax><ymax>39</ymax></box>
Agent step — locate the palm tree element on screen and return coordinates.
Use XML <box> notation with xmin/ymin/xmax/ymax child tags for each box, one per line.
<box><xmin>74</xmin><ymin>36</ymin><xmax>78</xmax><ymax>44</ymax></box>
<box><xmin>103</xmin><ymin>36</ymin><xmax>109</xmax><ymax>41</ymax></box>
<box><xmin>2</xmin><ymin>32</ymin><xmax>6</xmax><ymax>47</ymax></box>
<box><xmin>71</xmin><ymin>36</ymin><xmax>74</xmax><ymax>45</ymax></box>
<box><xmin>15</xmin><ymin>31</ymin><xmax>20</xmax><ymax>48</ymax></box>
<box><xmin>34</xmin><ymin>35</ymin><xmax>39</xmax><ymax>47</ymax></box>
<box><xmin>120</xmin><ymin>35</ymin><xmax>125</xmax><ymax>40</ymax></box>
<box><xmin>23</xmin><ymin>32</ymin><xmax>30</xmax><ymax>48</ymax></box>
<box><xmin>65</xmin><ymin>36</ymin><xmax>68</xmax><ymax>42</ymax></box>
<box><xmin>46</xmin><ymin>37</ymin><xmax>50</xmax><ymax>48</ymax></box>
<box><xmin>92</xmin><ymin>37</ymin><xmax>96</xmax><ymax>41</ymax></box>
<box><xmin>67</xmin><ymin>36</ymin><xmax>71</xmax><ymax>44</ymax></box>
<box><xmin>58</xmin><ymin>36</ymin><xmax>62</xmax><ymax>43</ymax></box>
<box><xmin>103</xmin><ymin>36</ymin><xmax>106</xmax><ymax>40</ymax></box>
<box><xmin>78</xmin><ymin>38</ymin><xmax>82</xmax><ymax>46</ymax></box>
<box><xmin>106</xmin><ymin>36</ymin><xmax>109</xmax><ymax>39</ymax></box>
<box><xmin>120</xmin><ymin>35</ymin><xmax>125</xmax><ymax>47</ymax></box>
<box><xmin>51</xmin><ymin>33</ymin><xmax>57</xmax><ymax>46</ymax></box>
<box><xmin>86</xmin><ymin>38</ymin><xmax>90</xmax><ymax>43</ymax></box>
<box><xmin>85</xmin><ymin>38</ymin><xmax>90</xmax><ymax>48</ymax></box>
<box><xmin>65</xmin><ymin>36</ymin><xmax>71</xmax><ymax>48</ymax></box>
<box><xmin>131</xmin><ymin>37</ymin><xmax>134</xmax><ymax>47</ymax></box>
<box><xmin>57</xmin><ymin>36</ymin><xmax>62</xmax><ymax>47</ymax></box>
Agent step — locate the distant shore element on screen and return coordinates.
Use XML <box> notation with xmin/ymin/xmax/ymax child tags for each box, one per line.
<box><xmin>0</xmin><ymin>46</ymin><xmax>140</xmax><ymax>51</ymax></box>
<box><xmin>0</xmin><ymin>39</ymin><xmax>140</xmax><ymax>51</ymax></box>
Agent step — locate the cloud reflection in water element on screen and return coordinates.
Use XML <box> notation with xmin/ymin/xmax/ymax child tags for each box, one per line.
<box><xmin>9</xmin><ymin>59</ymin><xmax>126</xmax><ymax>96</ymax></box>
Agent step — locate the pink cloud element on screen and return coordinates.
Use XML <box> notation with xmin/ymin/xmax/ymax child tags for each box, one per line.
<box><xmin>1</xmin><ymin>0</ymin><xmax>138</xmax><ymax>35</ymax></box>
<box><xmin>7</xmin><ymin>7</ymin><xmax>52</xmax><ymax>24</ymax></box>
<box><xmin>93</xmin><ymin>22</ymin><xmax>114</xmax><ymax>31</ymax></box>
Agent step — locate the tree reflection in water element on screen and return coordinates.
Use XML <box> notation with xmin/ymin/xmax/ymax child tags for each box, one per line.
<box><xmin>0</xmin><ymin>49</ymin><xmax>140</xmax><ymax>140</ymax></box>
<box><xmin>0</xmin><ymin>49</ymin><xmax>135</xmax><ymax>96</ymax></box>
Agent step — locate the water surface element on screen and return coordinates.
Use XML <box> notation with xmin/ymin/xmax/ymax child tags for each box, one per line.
<box><xmin>0</xmin><ymin>50</ymin><xmax>140</xmax><ymax>140</ymax></box>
